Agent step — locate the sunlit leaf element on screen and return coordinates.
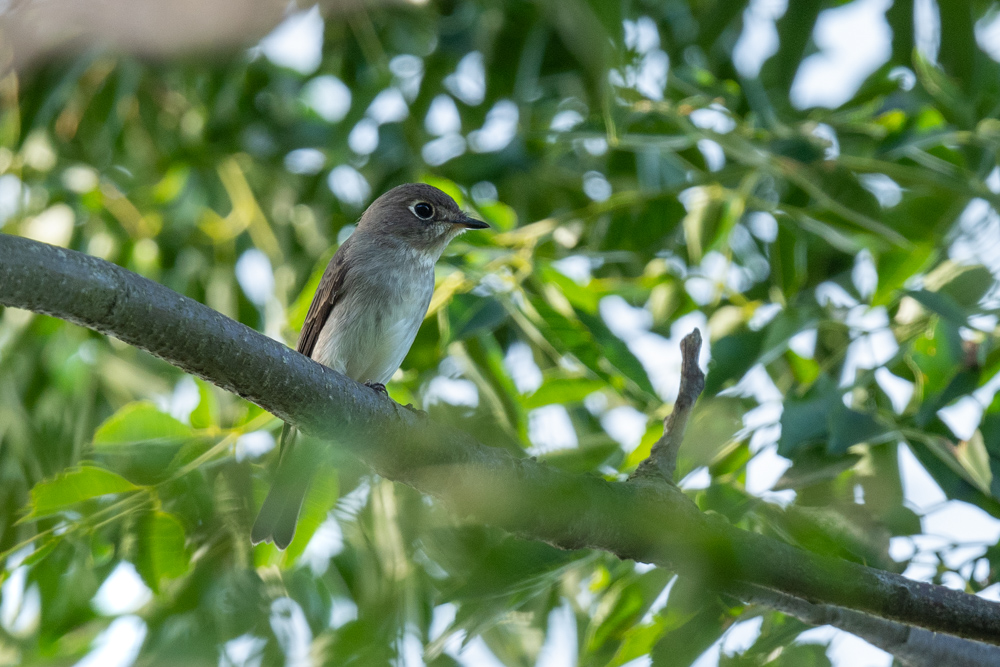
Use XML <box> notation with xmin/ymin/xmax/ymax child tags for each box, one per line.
<box><xmin>93</xmin><ymin>401</ymin><xmax>193</xmax><ymax>446</ymax></box>
<box><xmin>523</xmin><ymin>377</ymin><xmax>606</xmax><ymax>409</ymax></box>
<box><xmin>26</xmin><ymin>466</ymin><xmax>140</xmax><ymax>519</ymax></box>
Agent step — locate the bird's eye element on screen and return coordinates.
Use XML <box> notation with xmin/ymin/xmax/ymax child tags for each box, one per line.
<box><xmin>412</xmin><ymin>202</ymin><xmax>434</xmax><ymax>220</ymax></box>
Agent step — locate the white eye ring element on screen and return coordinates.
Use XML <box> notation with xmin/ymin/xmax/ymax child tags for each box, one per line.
<box><xmin>410</xmin><ymin>201</ymin><xmax>435</xmax><ymax>220</ymax></box>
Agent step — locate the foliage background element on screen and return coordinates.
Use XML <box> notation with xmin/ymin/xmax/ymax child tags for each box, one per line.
<box><xmin>2</xmin><ymin>0</ymin><xmax>1000</xmax><ymax>665</ymax></box>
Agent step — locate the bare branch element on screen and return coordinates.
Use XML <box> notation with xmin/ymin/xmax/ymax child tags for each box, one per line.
<box><xmin>2</xmin><ymin>234</ymin><xmax>1000</xmax><ymax>644</ymax></box>
<box><xmin>631</xmin><ymin>328</ymin><xmax>704</xmax><ymax>483</ymax></box>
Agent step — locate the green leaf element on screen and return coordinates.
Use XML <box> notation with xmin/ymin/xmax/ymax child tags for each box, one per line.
<box><xmin>21</xmin><ymin>539</ymin><xmax>59</xmax><ymax>567</ymax></box>
<box><xmin>26</xmin><ymin>466</ymin><xmax>140</xmax><ymax>519</ymax></box>
<box><xmin>778</xmin><ymin>398</ymin><xmax>830</xmax><ymax>457</ymax></box>
<box><xmin>588</xmin><ymin>569</ymin><xmax>673</xmax><ymax>653</ymax></box>
<box><xmin>449</xmin><ymin>294</ymin><xmax>509</xmax><ymax>341</ymax></box>
<box><xmin>873</xmin><ymin>244</ymin><xmax>934</xmax><ymax>306</ymax></box>
<box><xmin>93</xmin><ymin>401</ymin><xmax>193</xmax><ymax>446</ymax></box>
<box><xmin>774</xmin><ymin>448</ymin><xmax>862</xmax><ymax>491</ymax></box>
<box><xmin>681</xmin><ymin>398</ymin><xmax>745</xmax><ymax>469</ymax></box>
<box><xmin>937</xmin><ymin>265</ymin><xmax>996</xmax><ymax>309</ymax></box>
<box><xmin>704</xmin><ymin>329</ymin><xmax>766</xmax><ymax>396</ymax></box>
<box><xmin>827</xmin><ymin>404</ymin><xmax>889</xmax><ymax>455</ymax></box>
<box><xmin>188</xmin><ymin>380</ymin><xmax>219</xmax><ymax>430</ymax></box>
<box><xmin>906</xmin><ymin>438</ymin><xmax>1000</xmax><ymax>513</ymax></box>
<box><xmin>476</xmin><ymin>200</ymin><xmax>517</xmax><ymax>231</ymax></box>
<box><xmin>906</xmin><ymin>289</ymin><xmax>967</xmax><ymax>326</ymax></box>
<box><xmin>910</xmin><ymin>318</ymin><xmax>964</xmax><ymax>398</ymax></box>
<box><xmin>650</xmin><ymin>585</ymin><xmax>727</xmax><ymax>667</ymax></box>
<box><xmin>916</xmin><ymin>369</ymin><xmax>979</xmax><ymax>427</ymax></box>
<box><xmin>577</xmin><ymin>311</ymin><xmax>656</xmax><ymax>396</ymax></box>
<box><xmin>135</xmin><ymin>511</ymin><xmax>190</xmax><ymax>591</ymax></box>
<box><xmin>541</xmin><ymin>265</ymin><xmax>600</xmax><ymax>314</ymax></box>
<box><xmin>523</xmin><ymin>377</ymin><xmax>606</xmax><ymax>409</ymax></box>
<box><xmin>609</xmin><ymin>619</ymin><xmax>670</xmax><ymax>667</ymax></box>
<box><xmin>956</xmin><ymin>431</ymin><xmax>993</xmax><ymax>496</ymax></box>
<box><xmin>777</xmin><ymin>504</ymin><xmax>893</xmax><ymax>569</ymax></box>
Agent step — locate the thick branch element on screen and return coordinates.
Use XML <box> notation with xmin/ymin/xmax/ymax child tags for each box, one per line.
<box><xmin>2</xmin><ymin>234</ymin><xmax>999</xmax><ymax>644</ymax></box>
<box><xmin>631</xmin><ymin>328</ymin><xmax>704</xmax><ymax>482</ymax></box>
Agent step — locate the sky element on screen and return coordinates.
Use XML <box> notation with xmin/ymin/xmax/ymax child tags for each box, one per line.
<box><xmin>6</xmin><ymin>1</ymin><xmax>999</xmax><ymax>666</ymax></box>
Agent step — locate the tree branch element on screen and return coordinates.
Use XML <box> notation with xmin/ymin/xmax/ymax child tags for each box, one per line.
<box><xmin>736</xmin><ymin>583</ymin><xmax>1000</xmax><ymax>667</ymax></box>
<box><xmin>2</xmin><ymin>233</ymin><xmax>999</xmax><ymax>644</ymax></box>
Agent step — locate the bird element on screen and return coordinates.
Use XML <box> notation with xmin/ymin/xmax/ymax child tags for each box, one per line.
<box><xmin>251</xmin><ymin>183</ymin><xmax>489</xmax><ymax>549</ymax></box>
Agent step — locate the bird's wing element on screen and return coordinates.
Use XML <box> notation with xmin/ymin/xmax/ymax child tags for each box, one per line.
<box><xmin>278</xmin><ymin>239</ymin><xmax>352</xmax><ymax>459</ymax></box>
<box><xmin>296</xmin><ymin>238</ymin><xmax>351</xmax><ymax>358</ymax></box>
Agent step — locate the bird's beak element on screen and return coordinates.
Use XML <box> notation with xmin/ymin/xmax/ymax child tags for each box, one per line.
<box><xmin>455</xmin><ymin>213</ymin><xmax>490</xmax><ymax>230</ymax></box>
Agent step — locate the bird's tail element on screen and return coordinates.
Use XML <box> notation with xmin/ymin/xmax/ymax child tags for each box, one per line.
<box><xmin>251</xmin><ymin>425</ymin><xmax>310</xmax><ymax>550</ymax></box>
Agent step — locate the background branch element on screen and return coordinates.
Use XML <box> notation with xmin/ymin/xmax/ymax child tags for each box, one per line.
<box><xmin>735</xmin><ymin>583</ymin><xmax>1000</xmax><ymax>667</ymax></box>
<box><xmin>2</xmin><ymin>233</ymin><xmax>999</xmax><ymax>644</ymax></box>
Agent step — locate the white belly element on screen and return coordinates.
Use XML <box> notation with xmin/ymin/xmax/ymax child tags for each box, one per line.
<box><xmin>311</xmin><ymin>269</ymin><xmax>434</xmax><ymax>385</ymax></box>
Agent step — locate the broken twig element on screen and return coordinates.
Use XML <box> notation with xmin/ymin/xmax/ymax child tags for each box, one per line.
<box><xmin>630</xmin><ymin>328</ymin><xmax>705</xmax><ymax>483</ymax></box>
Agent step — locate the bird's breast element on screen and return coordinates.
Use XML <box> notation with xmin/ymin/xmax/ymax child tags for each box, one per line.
<box><xmin>311</xmin><ymin>263</ymin><xmax>435</xmax><ymax>385</ymax></box>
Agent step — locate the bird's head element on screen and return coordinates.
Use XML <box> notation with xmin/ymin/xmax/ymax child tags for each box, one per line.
<box><xmin>356</xmin><ymin>183</ymin><xmax>489</xmax><ymax>255</ymax></box>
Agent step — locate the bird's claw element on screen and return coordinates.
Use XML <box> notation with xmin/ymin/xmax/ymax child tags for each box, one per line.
<box><xmin>365</xmin><ymin>382</ymin><xmax>388</xmax><ymax>396</ymax></box>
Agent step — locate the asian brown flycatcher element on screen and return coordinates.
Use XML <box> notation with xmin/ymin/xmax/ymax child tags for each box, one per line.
<box><xmin>251</xmin><ymin>183</ymin><xmax>488</xmax><ymax>549</ymax></box>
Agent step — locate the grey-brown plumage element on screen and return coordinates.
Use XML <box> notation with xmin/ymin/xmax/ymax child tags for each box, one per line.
<box><xmin>251</xmin><ymin>183</ymin><xmax>488</xmax><ymax>549</ymax></box>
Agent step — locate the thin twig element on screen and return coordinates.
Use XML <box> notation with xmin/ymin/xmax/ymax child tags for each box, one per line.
<box><xmin>631</xmin><ymin>328</ymin><xmax>705</xmax><ymax>483</ymax></box>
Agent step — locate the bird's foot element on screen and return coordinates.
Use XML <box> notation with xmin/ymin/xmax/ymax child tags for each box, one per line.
<box><xmin>365</xmin><ymin>382</ymin><xmax>388</xmax><ymax>396</ymax></box>
<box><xmin>403</xmin><ymin>403</ymin><xmax>428</xmax><ymax>418</ymax></box>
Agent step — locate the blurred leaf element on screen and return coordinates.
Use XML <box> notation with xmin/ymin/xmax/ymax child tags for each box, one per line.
<box><xmin>763</xmin><ymin>642</ymin><xmax>832</xmax><ymax>666</ymax></box>
<box><xmin>578</xmin><ymin>310</ymin><xmax>657</xmax><ymax>396</ymax></box>
<box><xmin>936</xmin><ymin>265</ymin><xmax>996</xmax><ymax>308</ymax></box>
<box><xmin>910</xmin><ymin>319</ymin><xmax>965</xmax><ymax>399</ymax></box>
<box><xmin>705</xmin><ymin>329</ymin><xmax>766</xmax><ymax>396</ymax></box>
<box><xmin>188</xmin><ymin>380</ymin><xmax>219</xmax><ymax>430</ymax></box>
<box><xmin>449</xmin><ymin>294</ymin><xmax>509</xmax><ymax>341</ymax></box>
<box><xmin>541</xmin><ymin>265</ymin><xmax>601</xmax><ymax>314</ymax></box>
<box><xmin>776</xmin><ymin>504</ymin><xmax>893</xmax><ymax>569</ymax></box>
<box><xmin>523</xmin><ymin>377</ymin><xmax>606</xmax><ymax>409</ymax></box>
<box><xmin>476</xmin><ymin>200</ymin><xmax>518</xmax><ymax>231</ymax></box>
<box><xmin>26</xmin><ymin>466</ymin><xmax>140</xmax><ymax>519</ymax></box>
<box><xmin>956</xmin><ymin>430</ymin><xmax>993</xmax><ymax>497</ymax></box>
<box><xmin>827</xmin><ymin>403</ymin><xmax>889</xmax><ymax>456</ymax></box>
<box><xmin>93</xmin><ymin>401</ymin><xmax>193</xmax><ymax>445</ymax></box>
<box><xmin>650</xmin><ymin>583</ymin><xmax>727</xmax><ymax>667</ymax></box>
<box><xmin>906</xmin><ymin>289</ymin><xmax>968</xmax><ymax>326</ymax></box>
<box><xmin>681</xmin><ymin>398</ymin><xmax>745</xmax><ymax>469</ymax></box>
<box><xmin>873</xmin><ymin>244</ymin><xmax>934</xmax><ymax>306</ymax></box>
<box><xmin>915</xmin><ymin>369</ymin><xmax>979</xmax><ymax>428</ymax></box>
<box><xmin>135</xmin><ymin>511</ymin><xmax>190</xmax><ymax>591</ymax></box>
<box><xmin>588</xmin><ymin>569</ymin><xmax>673</xmax><ymax>653</ymax></box>
<box><xmin>774</xmin><ymin>448</ymin><xmax>862</xmax><ymax>491</ymax></box>
<box><xmin>778</xmin><ymin>395</ymin><xmax>831</xmax><ymax>457</ymax></box>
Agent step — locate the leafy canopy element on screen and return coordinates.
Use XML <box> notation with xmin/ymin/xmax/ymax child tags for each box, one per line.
<box><xmin>1</xmin><ymin>0</ymin><xmax>1000</xmax><ymax>665</ymax></box>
